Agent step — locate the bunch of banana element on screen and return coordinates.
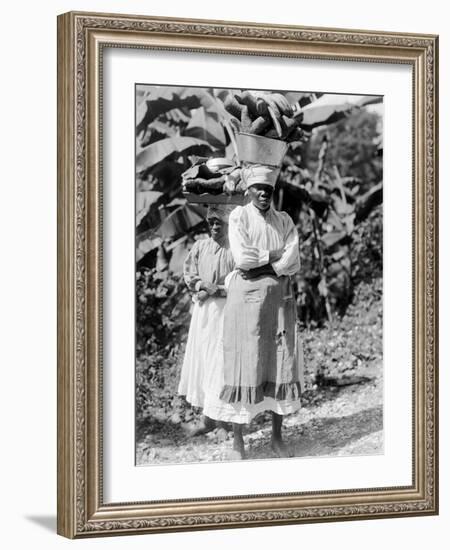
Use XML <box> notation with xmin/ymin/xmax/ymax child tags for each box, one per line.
<box><xmin>182</xmin><ymin>162</ymin><xmax>245</xmax><ymax>196</ymax></box>
<box><xmin>182</xmin><ymin>175</ymin><xmax>226</xmax><ymax>195</ymax></box>
<box><xmin>223</xmin><ymin>90</ymin><xmax>306</xmax><ymax>142</ymax></box>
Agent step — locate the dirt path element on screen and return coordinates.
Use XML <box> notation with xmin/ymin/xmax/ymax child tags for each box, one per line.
<box><xmin>136</xmin><ymin>372</ymin><xmax>383</xmax><ymax>465</ymax></box>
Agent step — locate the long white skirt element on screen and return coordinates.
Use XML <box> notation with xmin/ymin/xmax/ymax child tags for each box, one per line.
<box><xmin>178</xmin><ymin>296</ymin><xmax>305</xmax><ymax>425</ymax></box>
<box><xmin>178</xmin><ymin>297</ymin><xmax>226</xmax><ymax>408</ymax></box>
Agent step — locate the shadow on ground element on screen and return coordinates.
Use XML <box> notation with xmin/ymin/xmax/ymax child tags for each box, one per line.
<box><xmin>246</xmin><ymin>405</ymin><xmax>383</xmax><ymax>460</ymax></box>
<box><xmin>136</xmin><ymin>414</ymin><xmax>187</xmax><ymax>445</ymax></box>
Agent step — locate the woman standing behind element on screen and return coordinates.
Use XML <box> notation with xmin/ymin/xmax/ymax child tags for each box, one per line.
<box><xmin>178</xmin><ymin>204</ymin><xmax>235</xmax><ymax>436</ymax></box>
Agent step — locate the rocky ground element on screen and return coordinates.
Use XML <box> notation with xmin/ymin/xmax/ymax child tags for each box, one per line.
<box><xmin>136</xmin><ymin>369</ymin><xmax>382</xmax><ymax>465</ymax></box>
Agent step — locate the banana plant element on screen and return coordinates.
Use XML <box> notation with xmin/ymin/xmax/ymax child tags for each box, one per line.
<box><xmin>135</xmin><ymin>85</ymin><xmax>383</xmax><ymax>307</ymax></box>
<box><xmin>278</xmin><ymin>108</ymin><xmax>382</xmax><ymax>324</ymax></box>
<box><xmin>136</xmin><ymin>86</ymin><xmax>233</xmax><ymax>263</ymax></box>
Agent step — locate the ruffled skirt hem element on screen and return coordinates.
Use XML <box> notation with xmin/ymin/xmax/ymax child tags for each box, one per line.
<box><xmin>219</xmin><ymin>381</ymin><xmax>302</xmax><ymax>405</ymax></box>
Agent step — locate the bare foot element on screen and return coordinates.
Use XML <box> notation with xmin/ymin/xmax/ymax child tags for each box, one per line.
<box><xmin>232</xmin><ymin>439</ymin><xmax>247</xmax><ymax>460</ymax></box>
<box><xmin>230</xmin><ymin>444</ymin><xmax>247</xmax><ymax>460</ymax></box>
<box><xmin>185</xmin><ymin>416</ymin><xmax>216</xmax><ymax>437</ymax></box>
<box><xmin>216</xmin><ymin>427</ymin><xmax>228</xmax><ymax>442</ymax></box>
<box><xmin>231</xmin><ymin>423</ymin><xmax>247</xmax><ymax>459</ymax></box>
<box><xmin>271</xmin><ymin>437</ymin><xmax>293</xmax><ymax>458</ymax></box>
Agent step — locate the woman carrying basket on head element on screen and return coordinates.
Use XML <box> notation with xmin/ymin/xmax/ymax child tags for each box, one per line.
<box><xmin>219</xmin><ymin>164</ymin><xmax>304</xmax><ymax>459</ymax></box>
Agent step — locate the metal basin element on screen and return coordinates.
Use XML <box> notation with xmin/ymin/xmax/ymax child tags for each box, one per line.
<box><xmin>236</xmin><ymin>132</ymin><xmax>288</xmax><ymax>167</ymax></box>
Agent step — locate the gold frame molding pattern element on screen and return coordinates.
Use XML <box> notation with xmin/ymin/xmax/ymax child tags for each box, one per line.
<box><xmin>57</xmin><ymin>11</ymin><xmax>438</xmax><ymax>539</ymax></box>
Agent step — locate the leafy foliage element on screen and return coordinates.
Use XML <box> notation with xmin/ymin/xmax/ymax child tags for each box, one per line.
<box><xmin>302</xmin><ymin>278</ymin><xmax>382</xmax><ymax>389</ymax></box>
<box><xmin>350</xmin><ymin>205</ymin><xmax>383</xmax><ymax>285</ymax></box>
<box><xmin>136</xmin><ymin>268</ymin><xmax>192</xmax><ymax>418</ymax></box>
<box><xmin>304</xmin><ymin>109</ymin><xmax>382</xmax><ymax>192</ymax></box>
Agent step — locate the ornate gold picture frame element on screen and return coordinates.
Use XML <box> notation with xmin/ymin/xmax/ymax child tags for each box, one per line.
<box><xmin>57</xmin><ymin>11</ymin><xmax>438</xmax><ymax>538</ymax></box>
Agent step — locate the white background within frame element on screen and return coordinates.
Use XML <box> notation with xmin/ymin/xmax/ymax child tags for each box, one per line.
<box><xmin>1</xmin><ymin>1</ymin><xmax>447</xmax><ymax>548</ymax></box>
<box><xmin>103</xmin><ymin>48</ymin><xmax>412</xmax><ymax>503</ymax></box>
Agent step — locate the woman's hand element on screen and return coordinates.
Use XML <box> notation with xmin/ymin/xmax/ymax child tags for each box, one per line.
<box><xmin>199</xmin><ymin>281</ymin><xmax>218</xmax><ymax>295</ymax></box>
<box><xmin>196</xmin><ymin>290</ymin><xmax>210</xmax><ymax>303</ymax></box>
<box><xmin>269</xmin><ymin>248</ymin><xmax>284</xmax><ymax>263</ymax></box>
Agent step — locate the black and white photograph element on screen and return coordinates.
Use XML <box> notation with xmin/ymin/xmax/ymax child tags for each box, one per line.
<box><xmin>135</xmin><ymin>84</ymin><xmax>383</xmax><ymax>466</ymax></box>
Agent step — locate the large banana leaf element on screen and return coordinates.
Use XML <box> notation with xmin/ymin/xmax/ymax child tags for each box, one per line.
<box><xmin>136</xmin><ymin>203</ymin><xmax>206</xmax><ymax>263</ymax></box>
<box><xmin>298</xmin><ymin>96</ymin><xmax>381</xmax><ymax>130</ymax></box>
<box><xmin>285</xmin><ymin>92</ymin><xmax>324</xmax><ymax>107</ymax></box>
<box><xmin>154</xmin><ymin>204</ymin><xmax>206</xmax><ymax>241</ymax></box>
<box><xmin>136</xmin><ymin>86</ymin><xmax>218</xmax><ymax>135</ymax></box>
<box><xmin>356</xmin><ymin>96</ymin><xmax>383</xmax><ymax>107</ymax></box>
<box><xmin>136</xmin><ymin>137</ymin><xmax>213</xmax><ymax>172</ymax></box>
<box><xmin>321</xmin><ymin>230</ymin><xmax>348</xmax><ymax>249</ymax></box>
<box><xmin>136</xmin><ymin>119</ymin><xmax>179</xmax><ymax>154</ymax></box>
<box><xmin>136</xmin><ymin>231</ymin><xmax>162</xmax><ymax>262</ymax></box>
<box><xmin>184</xmin><ymin>107</ymin><xmax>226</xmax><ymax>149</ymax></box>
<box><xmin>136</xmin><ymin>190</ymin><xmax>163</xmax><ymax>226</ymax></box>
<box><xmin>355</xmin><ymin>182</ymin><xmax>383</xmax><ymax>223</ymax></box>
<box><xmin>213</xmin><ymin>88</ymin><xmax>242</xmax><ymax>101</ymax></box>
<box><xmin>299</xmin><ymin>103</ymin><xmax>357</xmax><ymax>130</ymax></box>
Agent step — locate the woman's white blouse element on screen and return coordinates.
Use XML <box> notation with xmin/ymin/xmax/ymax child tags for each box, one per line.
<box><xmin>228</xmin><ymin>202</ymin><xmax>300</xmax><ymax>276</ymax></box>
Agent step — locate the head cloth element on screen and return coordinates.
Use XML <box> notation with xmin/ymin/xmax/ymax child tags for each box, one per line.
<box><xmin>206</xmin><ymin>204</ymin><xmax>235</xmax><ymax>222</ymax></box>
<box><xmin>241</xmin><ymin>164</ymin><xmax>280</xmax><ymax>189</ymax></box>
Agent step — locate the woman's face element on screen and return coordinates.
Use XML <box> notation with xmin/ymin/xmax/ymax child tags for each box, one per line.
<box><xmin>207</xmin><ymin>216</ymin><xmax>226</xmax><ymax>240</ymax></box>
<box><xmin>247</xmin><ymin>184</ymin><xmax>274</xmax><ymax>211</ymax></box>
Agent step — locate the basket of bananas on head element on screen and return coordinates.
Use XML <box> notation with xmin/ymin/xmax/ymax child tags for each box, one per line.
<box><xmin>182</xmin><ymin>90</ymin><xmax>306</xmax><ymax>205</ymax></box>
